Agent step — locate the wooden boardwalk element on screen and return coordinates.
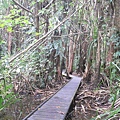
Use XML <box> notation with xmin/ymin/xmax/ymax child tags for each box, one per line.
<box><xmin>24</xmin><ymin>75</ymin><xmax>82</xmax><ymax>120</ymax></box>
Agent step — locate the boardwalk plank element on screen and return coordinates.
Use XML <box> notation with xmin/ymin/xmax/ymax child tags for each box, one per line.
<box><xmin>26</xmin><ymin>76</ymin><xmax>82</xmax><ymax>120</ymax></box>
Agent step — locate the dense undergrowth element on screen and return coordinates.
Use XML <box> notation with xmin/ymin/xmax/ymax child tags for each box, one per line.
<box><xmin>0</xmin><ymin>0</ymin><xmax>120</xmax><ymax>119</ymax></box>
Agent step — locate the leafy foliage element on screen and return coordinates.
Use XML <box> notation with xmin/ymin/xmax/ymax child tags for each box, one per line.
<box><xmin>0</xmin><ymin>0</ymin><xmax>120</xmax><ymax>119</ymax></box>
<box><xmin>0</xmin><ymin>57</ymin><xmax>17</xmax><ymax>111</ymax></box>
<box><xmin>0</xmin><ymin>9</ymin><xmax>30</xmax><ymax>32</ymax></box>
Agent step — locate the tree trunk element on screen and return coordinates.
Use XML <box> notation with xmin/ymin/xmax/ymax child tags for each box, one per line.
<box><xmin>114</xmin><ymin>0</ymin><xmax>120</xmax><ymax>30</ymax></box>
<box><xmin>35</xmin><ymin>1</ymin><xmax>40</xmax><ymax>39</ymax></box>
<box><xmin>7</xmin><ymin>32</ymin><xmax>12</xmax><ymax>55</ymax></box>
<box><xmin>67</xmin><ymin>34</ymin><xmax>76</xmax><ymax>74</ymax></box>
<box><xmin>94</xmin><ymin>1</ymin><xmax>103</xmax><ymax>83</ymax></box>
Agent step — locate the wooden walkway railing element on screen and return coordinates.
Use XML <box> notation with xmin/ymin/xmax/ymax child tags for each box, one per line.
<box><xmin>23</xmin><ymin>75</ymin><xmax>82</xmax><ymax>120</ymax></box>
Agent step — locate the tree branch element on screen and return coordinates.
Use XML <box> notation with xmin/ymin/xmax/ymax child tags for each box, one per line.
<box><xmin>112</xmin><ymin>62</ymin><xmax>120</xmax><ymax>72</ymax></box>
<box><xmin>9</xmin><ymin>3</ymin><xmax>87</xmax><ymax>63</ymax></box>
<box><xmin>12</xmin><ymin>0</ymin><xmax>33</xmax><ymax>15</ymax></box>
<box><xmin>35</xmin><ymin>0</ymin><xmax>55</xmax><ymax>17</ymax></box>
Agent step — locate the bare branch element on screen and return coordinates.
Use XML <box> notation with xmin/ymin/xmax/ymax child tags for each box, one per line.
<box><xmin>112</xmin><ymin>62</ymin><xmax>120</xmax><ymax>72</ymax></box>
<box><xmin>35</xmin><ymin>0</ymin><xmax>55</xmax><ymax>17</ymax></box>
<box><xmin>12</xmin><ymin>0</ymin><xmax>33</xmax><ymax>15</ymax></box>
<box><xmin>44</xmin><ymin>0</ymin><xmax>55</xmax><ymax>9</ymax></box>
<box><xmin>9</xmin><ymin>3</ymin><xmax>87</xmax><ymax>63</ymax></box>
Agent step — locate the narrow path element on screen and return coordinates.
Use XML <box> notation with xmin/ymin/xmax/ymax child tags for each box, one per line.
<box><xmin>23</xmin><ymin>75</ymin><xmax>82</xmax><ymax>120</ymax></box>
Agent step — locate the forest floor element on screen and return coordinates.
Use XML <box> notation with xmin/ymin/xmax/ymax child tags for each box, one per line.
<box><xmin>66</xmin><ymin>73</ymin><xmax>115</xmax><ymax>120</ymax></box>
<box><xmin>0</xmin><ymin>73</ymin><xmax>118</xmax><ymax>120</ymax></box>
<box><xmin>0</xmin><ymin>78</ymin><xmax>69</xmax><ymax>120</ymax></box>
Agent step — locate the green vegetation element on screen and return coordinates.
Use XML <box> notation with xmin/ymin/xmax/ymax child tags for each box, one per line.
<box><xmin>0</xmin><ymin>0</ymin><xmax>120</xmax><ymax>119</ymax></box>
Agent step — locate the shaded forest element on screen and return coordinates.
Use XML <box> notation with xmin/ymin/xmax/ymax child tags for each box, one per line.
<box><xmin>0</xmin><ymin>0</ymin><xmax>120</xmax><ymax>119</ymax></box>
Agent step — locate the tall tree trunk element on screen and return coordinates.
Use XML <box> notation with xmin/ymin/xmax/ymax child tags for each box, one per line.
<box><xmin>95</xmin><ymin>31</ymin><xmax>101</xmax><ymax>81</ymax></box>
<box><xmin>67</xmin><ymin>33</ymin><xmax>76</xmax><ymax>74</ymax></box>
<box><xmin>35</xmin><ymin>1</ymin><xmax>40</xmax><ymax>39</ymax></box>
<box><xmin>114</xmin><ymin>0</ymin><xmax>120</xmax><ymax>30</ymax></box>
<box><xmin>8</xmin><ymin>32</ymin><xmax>12</xmax><ymax>55</ymax></box>
<box><xmin>94</xmin><ymin>1</ymin><xmax>103</xmax><ymax>83</ymax></box>
<box><xmin>56</xmin><ymin>55</ymin><xmax>62</xmax><ymax>81</ymax></box>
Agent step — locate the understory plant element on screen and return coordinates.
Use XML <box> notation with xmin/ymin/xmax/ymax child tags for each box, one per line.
<box><xmin>0</xmin><ymin>57</ymin><xmax>17</xmax><ymax>111</ymax></box>
<box><xmin>91</xmin><ymin>31</ymin><xmax>120</xmax><ymax>120</ymax></box>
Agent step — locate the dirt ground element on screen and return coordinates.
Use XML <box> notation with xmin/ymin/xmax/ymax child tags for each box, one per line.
<box><xmin>0</xmin><ymin>74</ymin><xmax>119</xmax><ymax>120</ymax></box>
<box><xmin>66</xmin><ymin>76</ymin><xmax>120</xmax><ymax>120</ymax></box>
<box><xmin>0</xmin><ymin>78</ymin><xmax>69</xmax><ymax>120</ymax></box>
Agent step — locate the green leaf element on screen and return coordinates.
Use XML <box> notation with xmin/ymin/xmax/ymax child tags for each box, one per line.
<box><xmin>0</xmin><ymin>40</ymin><xmax>6</xmax><ymax>45</ymax></box>
<box><xmin>6</xmin><ymin>84</ymin><xmax>13</xmax><ymax>91</ymax></box>
<box><xmin>7</xmin><ymin>27</ymin><xmax>13</xmax><ymax>32</ymax></box>
<box><xmin>0</xmin><ymin>23</ymin><xmax>5</xmax><ymax>28</ymax></box>
<box><xmin>3</xmin><ymin>0</ymin><xmax>9</xmax><ymax>9</ymax></box>
<box><xmin>69</xmin><ymin>2</ymin><xmax>74</xmax><ymax>7</ymax></box>
<box><xmin>31</xmin><ymin>1</ymin><xmax>36</xmax><ymax>6</ymax></box>
<box><xmin>0</xmin><ymin>96</ymin><xmax>3</xmax><ymax>109</ymax></box>
<box><xmin>5</xmin><ymin>92</ymin><xmax>13</xmax><ymax>99</ymax></box>
<box><xmin>22</xmin><ymin>19</ymin><xmax>29</xmax><ymax>24</ymax></box>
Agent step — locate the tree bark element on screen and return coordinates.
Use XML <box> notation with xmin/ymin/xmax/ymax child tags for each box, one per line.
<box><xmin>114</xmin><ymin>0</ymin><xmax>120</xmax><ymax>30</ymax></box>
<box><xmin>8</xmin><ymin>32</ymin><xmax>12</xmax><ymax>55</ymax></box>
<box><xmin>35</xmin><ymin>1</ymin><xmax>40</xmax><ymax>39</ymax></box>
